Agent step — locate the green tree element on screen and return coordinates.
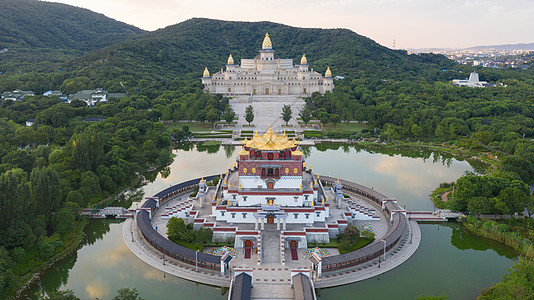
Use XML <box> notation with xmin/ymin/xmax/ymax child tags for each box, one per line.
<box><xmin>299</xmin><ymin>107</ymin><xmax>312</xmax><ymax>127</ymax></box>
<box><xmin>329</xmin><ymin>113</ymin><xmax>341</xmax><ymax>127</ymax></box>
<box><xmin>30</xmin><ymin>167</ymin><xmax>62</xmax><ymax>216</ymax></box>
<box><xmin>39</xmin><ymin>289</ymin><xmax>80</xmax><ymax>300</ymax></box>
<box><xmin>196</xmin><ymin>110</ymin><xmax>207</xmax><ymax>123</ymax></box>
<box><xmin>53</xmin><ymin>207</ymin><xmax>75</xmax><ymax>236</ymax></box>
<box><xmin>222</xmin><ymin>105</ymin><xmax>236</xmax><ymax>126</ymax></box>
<box><xmin>281</xmin><ymin>105</ymin><xmax>292</xmax><ymax>126</ymax></box>
<box><xmin>245</xmin><ymin>105</ymin><xmax>254</xmax><ymax>125</ymax></box>
<box><xmin>112</xmin><ymin>288</ymin><xmax>144</xmax><ymax>300</ymax></box>
<box><xmin>206</xmin><ymin>108</ymin><xmax>220</xmax><ymax>127</ymax></box>
<box><xmin>167</xmin><ymin>217</ymin><xmax>187</xmax><ymax>241</ymax></box>
<box><xmin>80</xmin><ymin>171</ymin><xmax>101</xmax><ymax>201</ymax></box>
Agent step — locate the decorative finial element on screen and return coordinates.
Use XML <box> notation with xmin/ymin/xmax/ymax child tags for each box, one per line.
<box><xmin>300</xmin><ymin>54</ymin><xmax>307</xmax><ymax>65</ymax></box>
<box><xmin>325</xmin><ymin>67</ymin><xmax>332</xmax><ymax>78</ymax></box>
<box><xmin>203</xmin><ymin>67</ymin><xmax>210</xmax><ymax>78</ymax></box>
<box><xmin>227</xmin><ymin>54</ymin><xmax>234</xmax><ymax>65</ymax></box>
<box><xmin>322</xmin><ymin>198</ymin><xmax>325</xmax><ymax>206</ymax></box>
<box><xmin>262</xmin><ymin>33</ymin><xmax>272</xmax><ymax>50</ymax></box>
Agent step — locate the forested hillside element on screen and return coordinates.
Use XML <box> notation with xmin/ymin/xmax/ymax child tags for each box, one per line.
<box><xmin>0</xmin><ymin>0</ymin><xmax>143</xmax><ymax>50</ymax></box>
<box><xmin>0</xmin><ymin>0</ymin><xmax>144</xmax><ymax>74</ymax></box>
<box><xmin>61</xmin><ymin>18</ymin><xmax>453</xmax><ymax>85</ymax></box>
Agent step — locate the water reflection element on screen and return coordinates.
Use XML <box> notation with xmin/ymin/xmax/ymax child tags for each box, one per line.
<box><xmin>25</xmin><ymin>144</ymin><xmax>503</xmax><ymax>300</ymax></box>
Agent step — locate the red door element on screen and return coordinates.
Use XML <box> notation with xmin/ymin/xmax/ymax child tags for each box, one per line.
<box><xmin>244</xmin><ymin>240</ymin><xmax>252</xmax><ymax>248</ymax></box>
<box><xmin>267</xmin><ymin>217</ymin><xmax>274</xmax><ymax>224</ymax></box>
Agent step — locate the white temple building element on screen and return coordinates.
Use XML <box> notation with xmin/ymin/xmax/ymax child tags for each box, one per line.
<box><xmin>453</xmin><ymin>72</ymin><xmax>495</xmax><ymax>87</ymax></box>
<box><xmin>202</xmin><ymin>33</ymin><xmax>334</xmax><ymax>96</ymax></box>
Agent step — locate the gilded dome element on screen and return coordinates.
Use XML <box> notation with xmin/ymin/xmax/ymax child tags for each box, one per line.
<box><xmin>262</xmin><ymin>33</ymin><xmax>272</xmax><ymax>49</ymax></box>
<box><xmin>325</xmin><ymin>67</ymin><xmax>332</xmax><ymax>78</ymax></box>
<box><xmin>300</xmin><ymin>54</ymin><xmax>307</xmax><ymax>65</ymax></box>
<box><xmin>203</xmin><ymin>67</ymin><xmax>210</xmax><ymax>78</ymax></box>
<box><xmin>227</xmin><ymin>54</ymin><xmax>234</xmax><ymax>65</ymax></box>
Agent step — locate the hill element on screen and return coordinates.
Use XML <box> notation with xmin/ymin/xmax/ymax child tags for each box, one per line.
<box><xmin>0</xmin><ymin>0</ymin><xmax>144</xmax><ymax>51</ymax></box>
<box><xmin>464</xmin><ymin>43</ymin><xmax>534</xmax><ymax>51</ymax></box>
<box><xmin>61</xmin><ymin>18</ymin><xmax>453</xmax><ymax>88</ymax></box>
<box><xmin>0</xmin><ymin>0</ymin><xmax>145</xmax><ymax>74</ymax></box>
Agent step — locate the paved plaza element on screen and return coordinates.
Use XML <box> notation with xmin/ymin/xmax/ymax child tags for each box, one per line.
<box><xmin>230</xmin><ymin>95</ymin><xmax>306</xmax><ymax>133</ymax></box>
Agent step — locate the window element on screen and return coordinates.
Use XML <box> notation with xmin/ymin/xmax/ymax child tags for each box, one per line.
<box><xmin>294</xmin><ymin>213</ymin><xmax>298</xmax><ymax>219</ymax></box>
<box><xmin>231</xmin><ymin>213</ymin><xmax>236</xmax><ymax>219</ymax></box>
<box><xmin>243</xmin><ymin>168</ymin><xmax>247</xmax><ymax>173</ymax></box>
<box><xmin>294</xmin><ymin>168</ymin><xmax>298</xmax><ymax>174</ymax></box>
<box><xmin>242</xmin><ymin>213</ymin><xmax>247</xmax><ymax>218</ymax></box>
<box><xmin>243</xmin><ymin>196</ymin><xmax>247</xmax><ymax>202</ymax></box>
<box><xmin>252</xmin><ymin>168</ymin><xmax>256</xmax><ymax>174</ymax></box>
<box><xmin>285</xmin><ymin>168</ymin><xmax>289</xmax><ymax>174</ymax></box>
<box><xmin>268</xmin><ymin>153</ymin><xmax>273</xmax><ymax>160</ymax></box>
<box><xmin>221</xmin><ymin>211</ymin><xmax>225</xmax><ymax>216</ymax></box>
<box><xmin>305</xmin><ymin>214</ymin><xmax>310</xmax><ymax>219</ymax></box>
<box><xmin>316</xmin><ymin>212</ymin><xmax>320</xmax><ymax>217</ymax></box>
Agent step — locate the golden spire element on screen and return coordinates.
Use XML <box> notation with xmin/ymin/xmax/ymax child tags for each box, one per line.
<box><xmin>262</xmin><ymin>33</ymin><xmax>272</xmax><ymax>49</ymax></box>
<box><xmin>325</xmin><ymin>67</ymin><xmax>332</xmax><ymax>78</ymax></box>
<box><xmin>203</xmin><ymin>67</ymin><xmax>210</xmax><ymax>78</ymax></box>
<box><xmin>300</xmin><ymin>54</ymin><xmax>307</xmax><ymax>65</ymax></box>
<box><xmin>227</xmin><ymin>54</ymin><xmax>234</xmax><ymax>65</ymax></box>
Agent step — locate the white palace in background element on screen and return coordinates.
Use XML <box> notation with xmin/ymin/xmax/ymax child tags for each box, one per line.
<box><xmin>201</xmin><ymin>33</ymin><xmax>334</xmax><ymax>96</ymax></box>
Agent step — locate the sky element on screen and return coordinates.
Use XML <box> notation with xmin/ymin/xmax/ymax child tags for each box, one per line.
<box><xmin>48</xmin><ymin>0</ymin><xmax>534</xmax><ymax>49</ymax></box>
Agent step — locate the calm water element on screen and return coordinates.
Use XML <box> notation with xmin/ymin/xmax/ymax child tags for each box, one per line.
<box><xmin>24</xmin><ymin>145</ymin><xmax>515</xmax><ymax>300</ymax></box>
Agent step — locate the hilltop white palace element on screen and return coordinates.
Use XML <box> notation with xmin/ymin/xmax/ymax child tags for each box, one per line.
<box><xmin>201</xmin><ymin>33</ymin><xmax>334</xmax><ymax>97</ymax></box>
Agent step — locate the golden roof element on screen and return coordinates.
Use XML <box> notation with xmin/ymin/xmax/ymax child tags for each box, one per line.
<box><xmin>300</xmin><ymin>54</ymin><xmax>307</xmax><ymax>65</ymax></box>
<box><xmin>241</xmin><ymin>127</ymin><xmax>298</xmax><ymax>151</ymax></box>
<box><xmin>203</xmin><ymin>67</ymin><xmax>210</xmax><ymax>78</ymax></box>
<box><xmin>238</xmin><ymin>146</ymin><xmax>250</xmax><ymax>156</ymax></box>
<box><xmin>325</xmin><ymin>67</ymin><xmax>332</xmax><ymax>78</ymax></box>
<box><xmin>262</xmin><ymin>33</ymin><xmax>272</xmax><ymax>49</ymax></box>
<box><xmin>292</xmin><ymin>146</ymin><xmax>303</xmax><ymax>156</ymax></box>
<box><xmin>227</xmin><ymin>54</ymin><xmax>234</xmax><ymax>65</ymax></box>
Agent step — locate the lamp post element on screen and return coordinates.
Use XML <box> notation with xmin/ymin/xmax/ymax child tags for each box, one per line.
<box><xmin>381</xmin><ymin>239</ymin><xmax>386</xmax><ymax>261</ymax></box>
<box><xmin>196</xmin><ymin>250</ymin><xmax>199</xmax><ymax>272</ymax></box>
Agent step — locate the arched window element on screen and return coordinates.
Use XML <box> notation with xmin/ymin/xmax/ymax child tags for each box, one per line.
<box><xmin>293</xmin><ymin>168</ymin><xmax>298</xmax><ymax>174</ymax></box>
<box><xmin>252</xmin><ymin>168</ymin><xmax>256</xmax><ymax>174</ymax></box>
<box><xmin>275</xmin><ymin>169</ymin><xmax>279</xmax><ymax>177</ymax></box>
<box><xmin>285</xmin><ymin>168</ymin><xmax>289</xmax><ymax>174</ymax></box>
<box><xmin>243</xmin><ymin>168</ymin><xmax>247</xmax><ymax>174</ymax></box>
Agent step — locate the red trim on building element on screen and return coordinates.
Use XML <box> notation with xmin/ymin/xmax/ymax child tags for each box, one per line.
<box><xmin>212</xmin><ymin>227</ymin><xmax>237</xmax><ymax>232</ymax></box>
<box><xmin>236</xmin><ymin>231</ymin><xmax>260</xmax><ymax>235</ymax></box>
<box><xmin>305</xmin><ymin>228</ymin><xmax>329</xmax><ymax>233</ymax></box>
<box><xmin>282</xmin><ymin>231</ymin><xmax>306</xmax><ymax>236</ymax></box>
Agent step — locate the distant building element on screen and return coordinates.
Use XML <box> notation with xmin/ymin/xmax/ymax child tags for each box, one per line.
<box><xmin>69</xmin><ymin>88</ymin><xmax>126</xmax><ymax>106</ymax></box>
<box><xmin>452</xmin><ymin>72</ymin><xmax>495</xmax><ymax>87</ymax></box>
<box><xmin>26</xmin><ymin>119</ymin><xmax>34</xmax><ymax>127</ymax></box>
<box><xmin>43</xmin><ymin>90</ymin><xmax>63</xmax><ymax>97</ymax></box>
<box><xmin>1</xmin><ymin>89</ymin><xmax>35</xmax><ymax>101</ymax></box>
<box><xmin>83</xmin><ymin>117</ymin><xmax>105</xmax><ymax>122</ymax></box>
<box><xmin>201</xmin><ymin>33</ymin><xmax>334</xmax><ymax>96</ymax></box>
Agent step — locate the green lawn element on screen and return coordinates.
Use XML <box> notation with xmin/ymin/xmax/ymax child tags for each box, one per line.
<box><xmin>323</xmin><ymin>122</ymin><xmax>368</xmax><ymax>133</ymax></box>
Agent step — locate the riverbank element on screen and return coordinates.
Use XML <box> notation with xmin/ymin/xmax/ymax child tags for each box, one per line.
<box><xmin>461</xmin><ymin>217</ymin><xmax>534</xmax><ymax>259</ymax></box>
<box><xmin>14</xmin><ymin>218</ymin><xmax>87</xmax><ymax>299</ymax></box>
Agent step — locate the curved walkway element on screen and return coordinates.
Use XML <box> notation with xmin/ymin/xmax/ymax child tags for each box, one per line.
<box><xmin>314</xmin><ymin>220</ymin><xmax>421</xmax><ymax>288</ymax></box>
<box><xmin>122</xmin><ymin>217</ymin><xmax>231</xmax><ymax>287</ymax></box>
<box><xmin>123</xmin><ymin>215</ymin><xmax>421</xmax><ymax>290</ymax></box>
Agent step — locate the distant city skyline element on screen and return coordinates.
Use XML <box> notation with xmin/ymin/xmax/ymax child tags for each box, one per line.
<box><xmin>47</xmin><ymin>0</ymin><xmax>534</xmax><ymax>49</ymax></box>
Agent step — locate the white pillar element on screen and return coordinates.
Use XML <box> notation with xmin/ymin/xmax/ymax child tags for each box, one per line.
<box><xmin>318</xmin><ymin>261</ymin><xmax>322</xmax><ymax>277</ymax></box>
<box><xmin>200</xmin><ymin>195</ymin><xmax>204</xmax><ymax>208</ymax></box>
<box><xmin>261</xmin><ymin>218</ymin><xmax>265</xmax><ymax>230</ymax></box>
<box><xmin>283</xmin><ymin>218</ymin><xmax>287</xmax><ymax>230</ymax></box>
<box><xmin>254</xmin><ymin>218</ymin><xmax>258</xmax><ymax>230</ymax></box>
<box><xmin>277</xmin><ymin>218</ymin><xmax>281</xmax><ymax>230</ymax></box>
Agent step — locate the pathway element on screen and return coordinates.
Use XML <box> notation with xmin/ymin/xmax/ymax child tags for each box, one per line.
<box><xmin>230</xmin><ymin>95</ymin><xmax>305</xmax><ymax>133</ymax></box>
